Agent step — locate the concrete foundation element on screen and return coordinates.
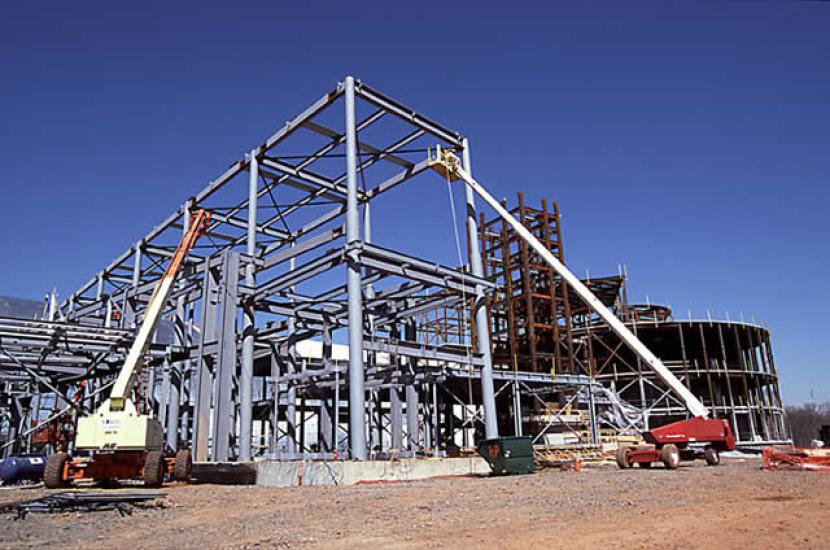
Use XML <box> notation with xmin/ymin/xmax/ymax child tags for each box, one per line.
<box><xmin>256</xmin><ymin>457</ymin><xmax>491</xmax><ymax>487</ymax></box>
<box><xmin>192</xmin><ymin>461</ymin><xmax>258</xmax><ymax>485</ymax></box>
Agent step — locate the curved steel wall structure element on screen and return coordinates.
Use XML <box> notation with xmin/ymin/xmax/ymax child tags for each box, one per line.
<box><xmin>583</xmin><ymin>313</ymin><xmax>788</xmax><ymax>446</ymax></box>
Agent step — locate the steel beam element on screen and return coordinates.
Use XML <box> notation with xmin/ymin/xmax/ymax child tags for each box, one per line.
<box><xmin>354</xmin><ymin>81</ymin><xmax>462</xmax><ymax>147</ymax></box>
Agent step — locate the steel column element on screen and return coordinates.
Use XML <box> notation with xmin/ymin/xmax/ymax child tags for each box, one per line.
<box><xmin>406</xmin><ymin>384</ymin><xmax>419</xmax><ymax>451</ymax></box>
<box><xmin>390</xmin><ymin>384</ymin><xmax>403</xmax><ymax>450</ymax></box>
<box><xmin>511</xmin><ymin>381</ymin><xmax>523</xmax><ymax>436</ymax></box>
<box><xmin>166</xmin><ymin>365</ymin><xmax>180</xmax><ymax>450</ymax></box>
<box><xmin>461</xmin><ymin>139</ymin><xmax>499</xmax><ymax>439</ymax></box>
<box><xmin>286</xmin><ymin>249</ymin><xmax>298</xmax><ymax>454</ymax></box>
<box><xmin>319</xmin><ymin>322</ymin><xmax>334</xmax><ymax>452</ymax></box>
<box><xmin>192</xmin><ymin>259</ymin><xmax>218</xmax><ymax>460</ymax></box>
<box><xmin>344</xmin><ymin>75</ymin><xmax>367</xmax><ymax>460</ymax></box>
<box><xmin>212</xmin><ymin>251</ymin><xmax>239</xmax><ymax>461</ymax></box>
<box><xmin>167</xmin><ymin>203</ymin><xmax>191</xmax><ymax>451</ymax></box>
<box><xmin>270</xmin><ymin>349</ymin><xmax>280</xmax><ymax>453</ymax></box>
<box><xmin>239</xmin><ymin>150</ymin><xmax>258</xmax><ymax>461</ymax></box>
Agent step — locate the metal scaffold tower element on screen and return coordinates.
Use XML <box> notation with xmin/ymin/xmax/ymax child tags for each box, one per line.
<box><xmin>480</xmin><ymin>193</ymin><xmax>575</xmax><ymax>376</ymax></box>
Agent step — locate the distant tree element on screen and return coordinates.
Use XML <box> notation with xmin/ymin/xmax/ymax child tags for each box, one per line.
<box><xmin>786</xmin><ymin>402</ymin><xmax>830</xmax><ymax>446</ymax></box>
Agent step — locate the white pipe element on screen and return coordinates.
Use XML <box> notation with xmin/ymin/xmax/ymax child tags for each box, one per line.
<box><xmin>432</xmin><ymin>150</ymin><xmax>709</xmax><ymax>418</ymax></box>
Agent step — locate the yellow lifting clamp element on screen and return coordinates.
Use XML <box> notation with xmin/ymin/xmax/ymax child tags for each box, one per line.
<box><xmin>427</xmin><ymin>145</ymin><xmax>462</xmax><ymax>182</ymax></box>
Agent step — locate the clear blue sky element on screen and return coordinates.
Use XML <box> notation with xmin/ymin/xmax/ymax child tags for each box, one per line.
<box><xmin>1</xmin><ymin>2</ymin><xmax>827</xmax><ymax>404</ymax></box>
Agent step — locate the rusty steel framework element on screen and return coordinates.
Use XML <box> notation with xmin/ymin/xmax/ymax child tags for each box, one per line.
<box><xmin>480</xmin><ymin>193</ymin><xmax>576</xmax><ymax>376</ymax></box>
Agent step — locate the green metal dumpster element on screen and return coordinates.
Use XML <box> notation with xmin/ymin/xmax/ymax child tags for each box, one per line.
<box><xmin>476</xmin><ymin>436</ymin><xmax>535</xmax><ymax>475</ymax></box>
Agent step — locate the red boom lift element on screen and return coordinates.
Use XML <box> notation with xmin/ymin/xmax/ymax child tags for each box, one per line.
<box><xmin>616</xmin><ymin>416</ymin><xmax>735</xmax><ymax>470</ymax></box>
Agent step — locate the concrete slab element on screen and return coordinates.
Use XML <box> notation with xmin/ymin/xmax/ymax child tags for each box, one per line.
<box><xmin>256</xmin><ymin>456</ymin><xmax>491</xmax><ymax>487</ymax></box>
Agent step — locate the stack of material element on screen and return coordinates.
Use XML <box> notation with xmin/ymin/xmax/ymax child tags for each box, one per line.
<box><xmin>762</xmin><ymin>445</ymin><xmax>830</xmax><ymax>471</ymax></box>
<box><xmin>0</xmin><ymin>491</ymin><xmax>165</xmax><ymax>519</ymax></box>
<box><xmin>534</xmin><ymin>445</ymin><xmax>606</xmax><ymax>469</ymax></box>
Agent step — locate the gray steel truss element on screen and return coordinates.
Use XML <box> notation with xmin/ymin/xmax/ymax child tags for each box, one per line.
<box><xmin>1</xmin><ymin>77</ymin><xmax>609</xmax><ymax>461</ymax></box>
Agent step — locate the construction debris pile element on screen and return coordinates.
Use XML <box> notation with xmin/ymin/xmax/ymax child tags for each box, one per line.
<box><xmin>762</xmin><ymin>446</ymin><xmax>830</xmax><ymax>472</ymax></box>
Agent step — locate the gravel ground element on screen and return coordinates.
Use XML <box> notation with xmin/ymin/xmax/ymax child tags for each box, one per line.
<box><xmin>1</xmin><ymin>458</ymin><xmax>827</xmax><ymax>549</ymax></box>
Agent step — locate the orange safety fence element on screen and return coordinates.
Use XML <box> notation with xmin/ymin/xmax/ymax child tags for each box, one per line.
<box><xmin>762</xmin><ymin>445</ymin><xmax>830</xmax><ymax>471</ymax></box>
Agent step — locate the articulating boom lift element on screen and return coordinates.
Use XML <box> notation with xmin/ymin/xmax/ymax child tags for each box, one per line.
<box><xmin>44</xmin><ymin>209</ymin><xmax>211</xmax><ymax>488</ymax></box>
<box><xmin>428</xmin><ymin>147</ymin><xmax>735</xmax><ymax>470</ymax></box>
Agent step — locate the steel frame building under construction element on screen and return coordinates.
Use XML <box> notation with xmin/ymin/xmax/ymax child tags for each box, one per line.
<box><xmin>0</xmin><ymin>77</ymin><xmax>788</xmax><ymax>464</ymax></box>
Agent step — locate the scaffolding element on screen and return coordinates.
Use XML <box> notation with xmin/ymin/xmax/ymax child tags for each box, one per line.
<box><xmin>480</xmin><ymin>193</ymin><xmax>575</xmax><ymax>375</ymax></box>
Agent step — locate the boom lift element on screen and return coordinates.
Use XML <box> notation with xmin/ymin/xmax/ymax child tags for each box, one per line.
<box><xmin>428</xmin><ymin>147</ymin><xmax>735</xmax><ymax>469</ymax></box>
<box><xmin>44</xmin><ymin>209</ymin><xmax>211</xmax><ymax>488</ymax></box>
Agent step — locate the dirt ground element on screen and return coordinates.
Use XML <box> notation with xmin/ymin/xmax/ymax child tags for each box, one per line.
<box><xmin>1</xmin><ymin>458</ymin><xmax>827</xmax><ymax>549</ymax></box>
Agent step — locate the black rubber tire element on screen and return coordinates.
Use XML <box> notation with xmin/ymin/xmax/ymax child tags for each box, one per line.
<box><xmin>616</xmin><ymin>446</ymin><xmax>632</xmax><ymax>469</ymax></box>
<box><xmin>143</xmin><ymin>450</ymin><xmax>165</xmax><ymax>488</ymax></box>
<box><xmin>44</xmin><ymin>452</ymin><xmax>69</xmax><ymax>489</ymax></box>
<box><xmin>661</xmin><ymin>444</ymin><xmax>680</xmax><ymax>470</ymax></box>
<box><xmin>174</xmin><ymin>449</ymin><xmax>192</xmax><ymax>482</ymax></box>
<box><xmin>704</xmin><ymin>447</ymin><xmax>720</xmax><ymax>466</ymax></box>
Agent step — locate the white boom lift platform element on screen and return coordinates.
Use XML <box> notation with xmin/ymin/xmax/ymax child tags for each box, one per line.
<box><xmin>44</xmin><ymin>209</ymin><xmax>211</xmax><ymax>488</ymax></box>
<box><xmin>428</xmin><ymin>147</ymin><xmax>735</xmax><ymax>469</ymax></box>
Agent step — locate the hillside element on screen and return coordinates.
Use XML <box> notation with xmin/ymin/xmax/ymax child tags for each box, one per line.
<box><xmin>0</xmin><ymin>295</ymin><xmax>44</xmax><ymax>319</ymax></box>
